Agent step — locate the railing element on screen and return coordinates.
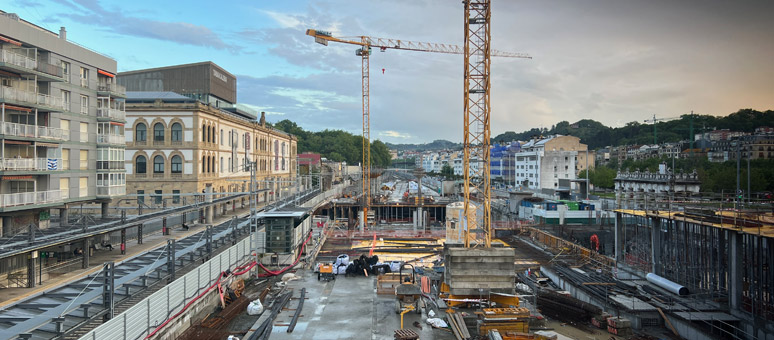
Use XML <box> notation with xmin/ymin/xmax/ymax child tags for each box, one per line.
<box><xmin>96</xmin><ymin>107</ymin><xmax>126</xmax><ymax>121</ymax></box>
<box><xmin>97</xmin><ymin>186</ymin><xmax>126</xmax><ymax>197</ymax></box>
<box><xmin>134</xmin><ymin>173</ymin><xmax>147</xmax><ymax>178</ymax></box>
<box><xmin>97</xmin><ymin>83</ymin><xmax>126</xmax><ymax>96</ymax></box>
<box><xmin>97</xmin><ymin>134</ymin><xmax>124</xmax><ymax>145</ymax></box>
<box><xmin>37</xmin><ymin>92</ymin><xmax>64</xmax><ymax>109</ymax></box>
<box><xmin>135</xmin><ymin>140</ymin><xmax>147</xmax><ymax>146</ymax></box>
<box><xmin>0</xmin><ymin>158</ymin><xmax>63</xmax><ymax>171</ymax></box>
<box><xmin>38</xmin><ymin>126</ymin><xmax>67</xmax><ymax>140</ymax></box>
<box><xmin>0</xmin><ymin>86</ymin><xmax>37</xmax><ymax>106</ymax></box>
<box><xmin>2</xmin><ymin>122</ymin><xmax>36</xmax><ymax>137</ymax></box>
<box><xmin>152</xmin><ymin>173</ymin><xmax>164</xmax><ymax>178</ymax></box>
<box><xmin>170</xmin><ymin>173</ymin><xmax>183</xmax><ymax>178</ymax></box>
<box><xmin>0</xmin><ymin>49</ymin><xmax>36</xmax><ymax>70</ymax></box>
<box><xmin>35</xmin><ymin>61</ymin><xmax>64</xmax><ymax>78</ymax></box>
<box><xmin>0</xmin><ymin>189</ymin><xmax>65</xmax><ymax>208</ymax></box>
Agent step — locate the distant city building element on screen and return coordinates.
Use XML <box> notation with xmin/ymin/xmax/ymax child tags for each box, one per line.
<box><xmin>0</xmin><ymin>12</ymin><xmax>124</xmax><ymax>236</ymax></box>
<box><xmin>694</xmin><ymin>129</ymin><xmax>747</xmax><ymax>142</ymax></box>
<box><xmin>615</xmin><ymin>168</ymin><xmax>701</xmax><ymax>209</ymax></box>
<box><xmin>512</xmin><ymin>135</ymin><xmax>594</xmax><ymax>190</ymax></box>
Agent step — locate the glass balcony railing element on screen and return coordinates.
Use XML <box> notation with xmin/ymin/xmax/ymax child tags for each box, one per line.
<box><xmin>97</xmin><ymin>107</ymin><xmax>126</xmax><ymax>121</ymax></box>
<box><xmin>0</xmin><ymin>158</ymin><xmax>63</xmax><ymax>171</ymax></box>
<box><xmin>97</xmin><ymin>83</ymin><xmax>126</xmax><ymax>96</ymax></box>
<box><xmin>1</xmin><ymin>122</ymin><xmax>68</xmax><ymax>140</ymax></box>
<box><xmin>0</xmin><ymin>189</ymin><xmax>66</xmax><ymax>208</ymax></box>
<box><xmin>97</xmin><ymin>186</ymin><xmax>126</xmax><ymax>197</ymax></box>
<box><xmin>96</xmin><ymin>134</ymin><xmax>124</xmax><ymax>145</ymax></box>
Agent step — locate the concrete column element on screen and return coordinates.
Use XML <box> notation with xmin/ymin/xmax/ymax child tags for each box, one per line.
<box><xmin>650</xmin><ymin>217</ymin><xmax>662</xmax><ymax>274</ymax></box>
<box><xmin>59</xmin><ymin>207</ymin><xmax>69</xmax><ymax>227</ymax></box>
<box><xmin>358</xmin><ymin>211</ymin><xmax>364</xmax><ymax>232</ymax></box>
<box><xmin>614</xmin><ymin>212</ymin><xmax>624</xmax><ymax>262</ymax></box>
<box><xmin>81</xmin><ymin>239</ymin><xmax>89</xmax><ymax>269</ymax></box>
<box><xmin>729</xmin><ymin>231</ymin><xmax>743</xmax><ymax>311</ymax></box>
<box><xmin>101</xmin><ymin>202</ymin><xmax>109</xmax><ymax>219</ymax></box>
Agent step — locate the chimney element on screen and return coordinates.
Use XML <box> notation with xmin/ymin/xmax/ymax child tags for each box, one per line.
<box><xmin>59</xmin><ymin>27</ymin><xmax>66</xmax><ymax>40</ymax></box>
<box><xmin>260</xmin><ymin>111</ymin><xmax>266</xmax><ymax>127</ymax></box>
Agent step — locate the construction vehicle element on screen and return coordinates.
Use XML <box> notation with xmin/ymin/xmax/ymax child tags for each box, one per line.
<box><xmin>317</xmin><ymin>263</ymin><xmax>335</xmax><ymax>281</ymax></box>
<box><xmin>395</xmin><ymin>264</ymin><xmax>422</xmax><ymax>315</ymax></box>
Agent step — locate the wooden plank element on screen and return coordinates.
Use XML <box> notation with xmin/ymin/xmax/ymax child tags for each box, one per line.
<box><xmin>657</xmin><ymin>307</ymin><xmax>680</xmax><ymax>337</ymax></box>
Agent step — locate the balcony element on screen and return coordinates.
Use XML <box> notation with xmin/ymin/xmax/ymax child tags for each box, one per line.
<box><xmin>0</xmin><ymin>49</ymin><xmax>36</xmax><ymax>70</ymax></box>
<box><xmin>0</xmin><ymin>158</ymin><xmax>63</xmax><ymax>171</ymax></box>
<box><xmin>97</xmin><ymin>134</ymin><xmax>124</xmax><ymax>145</ymax></box>
<box><xmin>97</xmin><ymin>83</ymin><xmax>126</xmax><ymax>97</ymax></box>
<box><xmin>0</xmin><ymin>189</ymin><xmax>66</xmax><ymax>208</ymax></box>
<box><xmin>97</xmin><ymin>160</ymin><xmax>124</xmax><ymax>171</ymax></box>
<box><xmin>97</xmin><ymin>186</ymin><xmax>126</xmax><ymax>197</ymax></box>
<box><xmin>0</xmin><ymin>86</ymin><xmax>66</xmax><ymax>110</ymax></box>
<box><xmin>96</xmin><ymin>107</ymin><xmax>126</xmax><ymax>121</ymax></box>
<box><xmin>2</xmin><ymin>122</ymin><xmax>35</xmax><ymax>138</ymax></box>
<box><xmin>37</xmin><ymin>125</ymin><xmax>67</xmax><ymax>140</ymax></box>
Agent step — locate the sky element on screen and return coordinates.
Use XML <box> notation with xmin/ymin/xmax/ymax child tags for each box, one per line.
<box><xmin>6</xmin><ymin>0</ymin><xmax>773</xmax><ymax>144</ymax></box>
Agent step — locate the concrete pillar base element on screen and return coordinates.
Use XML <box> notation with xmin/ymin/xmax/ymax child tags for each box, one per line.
<box><xmin>101</xmin><ymin>202</ymin><xmax>109</xmax><ymax>219</ymax></box>
<box><xmin>60</xmin><ymin>208</ymin><xmax>69</xmax><ymax>227</ymax></box>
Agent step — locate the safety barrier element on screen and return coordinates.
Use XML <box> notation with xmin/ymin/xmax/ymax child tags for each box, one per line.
<box><xmin>78</xmin><ymin>237</ymin><xmax>251</xmax><ymax>340</ymax></box>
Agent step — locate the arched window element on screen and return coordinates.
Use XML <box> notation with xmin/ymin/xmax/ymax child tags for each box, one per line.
<box><xmin>211</xmin><ymin>157</ymin><xmax>216</xmax><ymax>173</ymax></box>
<box><xmin>210</xmin><ymin>126</ymin><xmax>215</xmax><ymax>143</ymax></box>
<box><xmin>136</xmin><ymin>123</ymin><xmax>147</xmax><ymax>142</ymax></box>
<box><xmin>202</xmin><ymin>156</ymin><xmax>206</xmax><ymax>173</ymax></box>
<box><xmin>171</xmin><ymin>155</ymin><xmax>182</xmax><ymax>173</ymax></box>
<box><xmin>136</xmin><ymin>155</ymin><xmax>146</xmax><ymax>173</ymax></box>
<box><xmin>220</xmin><ymin>129</ymin><xmax>224</xmax><ymax>145</ymax></box>
<box><xmin>153</xmin><ymin>155</ymin><xmax>164</xmax><ymax>173</ymax></box>
<box><xmin>202</xmin><ymin>124</ymin><xmax>206</xmax><ymax>142</ymax></box>
<box><xmin>153</xmin><ymin>123</ymin><xmax>164</xmax><ymax>142</ymax></box>
<box><xmin>207</xmin><ymin>156</ymin><xmax>211</xmax><ymax>173</ymax></box>
<box><xmin>220</xmin><ymin>157</ymin><xmax>224</xmax><ymax>173</ymax></box>
<box><xmin>171</xmin><ymin>123</ymin><xmax>182</xmax><ymax>142</ymax></box>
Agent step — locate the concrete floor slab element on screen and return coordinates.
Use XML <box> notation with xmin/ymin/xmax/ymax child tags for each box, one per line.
<box><xmin>269</xmin><ymin>270</ymin><xmax>456</xmax><ymax>340</ymax></box>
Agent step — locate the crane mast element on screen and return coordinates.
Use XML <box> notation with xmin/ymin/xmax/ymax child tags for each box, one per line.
<box><xmin>463</xmin><ymin>0</ymin><xmax>492</xmax><ymax>248</ymax></box>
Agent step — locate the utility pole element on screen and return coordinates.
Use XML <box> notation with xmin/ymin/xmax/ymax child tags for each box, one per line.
<box><xmin>736</xmin><ymin>141</ymin><xmax>741</xmax><ymax>211</ymax></box>
<box><xmin>585</xmin><ymin>148</ymin><xmax>589</xmax><ymax>200</ymax></box>
<box><xmin>747</xmin><ymin>155</ymin><xmax>751</xmax><ymax>204</ymax></box>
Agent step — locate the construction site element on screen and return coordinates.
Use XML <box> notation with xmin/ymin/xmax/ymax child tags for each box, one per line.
<box><xmin>0</xmin><ymin>2</ymin><xmax>771</xmax><ymax>340</ymax></box>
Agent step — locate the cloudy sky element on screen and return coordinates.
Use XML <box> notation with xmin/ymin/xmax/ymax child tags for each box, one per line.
<box><xmin>7</xmin><ymin>0</ymin><xmax>773</xmax><ymax>143</ymax></box>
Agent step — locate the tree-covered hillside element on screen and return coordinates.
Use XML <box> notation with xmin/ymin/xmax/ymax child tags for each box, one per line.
<box><xmin>273</xmin><ymin>120</ymin><xmax>391</xmax><ymax>167</ymax></box>
<box><xmin>492</xmin><ymin>108</ymin><xmax>774</xmax><ymax>149</ymax></box>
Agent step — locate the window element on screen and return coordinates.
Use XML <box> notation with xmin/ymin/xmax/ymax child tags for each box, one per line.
<box><xmin>153</xmin><ymin>155</ymin><xmax>164</xmax><ymax>173</ymax></box>
<box><xmin>171</xmin><ymin>123</ymin><xmax>182</xmax><ymax>142</ymax></box>
<box><xmin>62</xmin><ymin>149</ymin><xmax>69</xmax><ymax>170</ymax></box>
<box><xmin>137</xmin><ymin>190</ymin><xmax>145</xmax><ymax>204</ymax></box>
<box><xmin>79</xmin><ymin>122</ymin><xmax>88</xmax><ymax>142</ymax></box>
<box><xmin>220</xmin><ymin>157</ymin><xmax>224</xmax><ymax>172</ymax></box>
<box><xmin>61</xmin><ymin>90</ymin><xmax>70</xmax><ymax>110</ymax></box>
<box><xmin>220</xmin><ymin>129</ymin><xmax>224</xmax><ymax>145</ymax></box>
<box><xmin>173</xmin><ymin>190</ymin><xmax>180</xmax><ymax>204</ymax></box>
<box><xmin>79</xmin><ymin>150</ymin><xmax>88</xmax><ymax>170</ymax></box>
<box><xmin>136</xmin><ymin>155</ymin><xmax>147</xmax><ymax>173</ymax></box>
<box><xmin>79</xmin><ymin>67</ymin><xmax>91</xmax><ymax>88</ymax></box>
<box><xmin>136</xmin><ymin>123</ymin><xmax>147</xmax><ymax>142</ymax></box>
<box><xmin>171</xmin><ymin>155</ymin><xmax>182</xmax><ymax>173</ymax></box>
<box><xmin>80</xmin><ymin>95</ymin><xmax>88</xmax><ymax>114</ymax></box>
<box><xmin>61</xmin><ymin>61</ymin><xmax>70</xmax><ymax>78</ymax></box>
<box><xmin>79</xmin><ymin>177</ymin><xmax>88</xmax><ymax>197</ymax></box>
<box><xmin>60</xmin><ymin>178</ymin><xmax>69</xmax><ymax>198</ymax></box>
<box><xmin>153</xmin><ymin>123</ymin><xmax>164</xmax><ymax>142</ymax></box>
<box><xmin>202</xmin><ymin>124</ymin><xmax>206</xmax><ymax>142</ymax></box>
<box><xmin>154</xmin><ymin>190</ymin><xmax>162</xmax><ymax>205</ymax></box>
<box><xmin>60</xmin><ymin>119</ymin><xmax>70</xmax><ymax>141</ymax></box>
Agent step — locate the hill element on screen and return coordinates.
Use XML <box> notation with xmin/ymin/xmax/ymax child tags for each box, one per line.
<box><xmin>492</xmin><ymin>108</ymin><xmax>774</xmax><ymax>149</ymax></box>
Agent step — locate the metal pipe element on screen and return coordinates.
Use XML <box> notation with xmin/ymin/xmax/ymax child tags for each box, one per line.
<box><xmin>646</xmin><ymin>272</ymin><xmax>689</xmax><ymax>296</ymax></box>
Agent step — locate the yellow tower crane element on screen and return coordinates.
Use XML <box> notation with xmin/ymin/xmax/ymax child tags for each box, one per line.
<box><xmin>305</xmin><ymin>29</ymin><xmax>529</xmax><ymax>227</ymax></box>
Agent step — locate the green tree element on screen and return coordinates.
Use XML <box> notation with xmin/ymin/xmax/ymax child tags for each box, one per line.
<box><xmin>441</xmin><ymin>164</ymin><xmax>454</xmax><ymax>178</ymax></box>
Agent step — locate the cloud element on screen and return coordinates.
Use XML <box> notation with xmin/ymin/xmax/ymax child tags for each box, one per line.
<box><xmin>53</xmin><ymin>0</ymin><xmax>236</xmax><ymax>50</ymax></box>
<box><xmin>379</xmin><ymin>130</ymin><xmax>411</xmax><ymax>139</ymax></box>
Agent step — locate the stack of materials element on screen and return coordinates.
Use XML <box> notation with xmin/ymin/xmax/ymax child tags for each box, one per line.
<box><xmin>446</xmin><ymin>311</ymin><xmax>471</xmax><ymax>340</ymax></box>
<box><xmin>606</xmin><ymin>316</ymin><xmax>633</xmax><ymax>337</ymax></box>
<box><xmin>590</xmin><ymin>313</ymin><xmax>610</xmax><ymax>329</ymax></box>
<box><xmin>476</xmin><ymin>308</ymin><xmax>530</xmax><ymax>336</ymax></box>
<box><xmin>393</xmin><ymin>329</ymin><xmax>419</xmax><ymax>340</ymax></box>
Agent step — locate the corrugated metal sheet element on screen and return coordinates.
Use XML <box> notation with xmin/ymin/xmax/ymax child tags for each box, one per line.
<box><xmin>124</xmin><ymin>304</ymin><xmax>148</xmax><ymax>340</ymax></box>
<box><xmin>168</xmin><ymin>280</ymin><xmax>185</xmax><ymax>316</ymax></box>
<box><xmin>185</xmin><ymin>271</ymin><xmax>199</xmax><ymax>300</ymax></box>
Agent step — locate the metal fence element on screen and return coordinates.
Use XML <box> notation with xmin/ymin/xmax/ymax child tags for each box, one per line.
<box><xmin>79</xmin><ymin>237</ymin><xmax>252</xmax><ymax>340</ymax></box>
